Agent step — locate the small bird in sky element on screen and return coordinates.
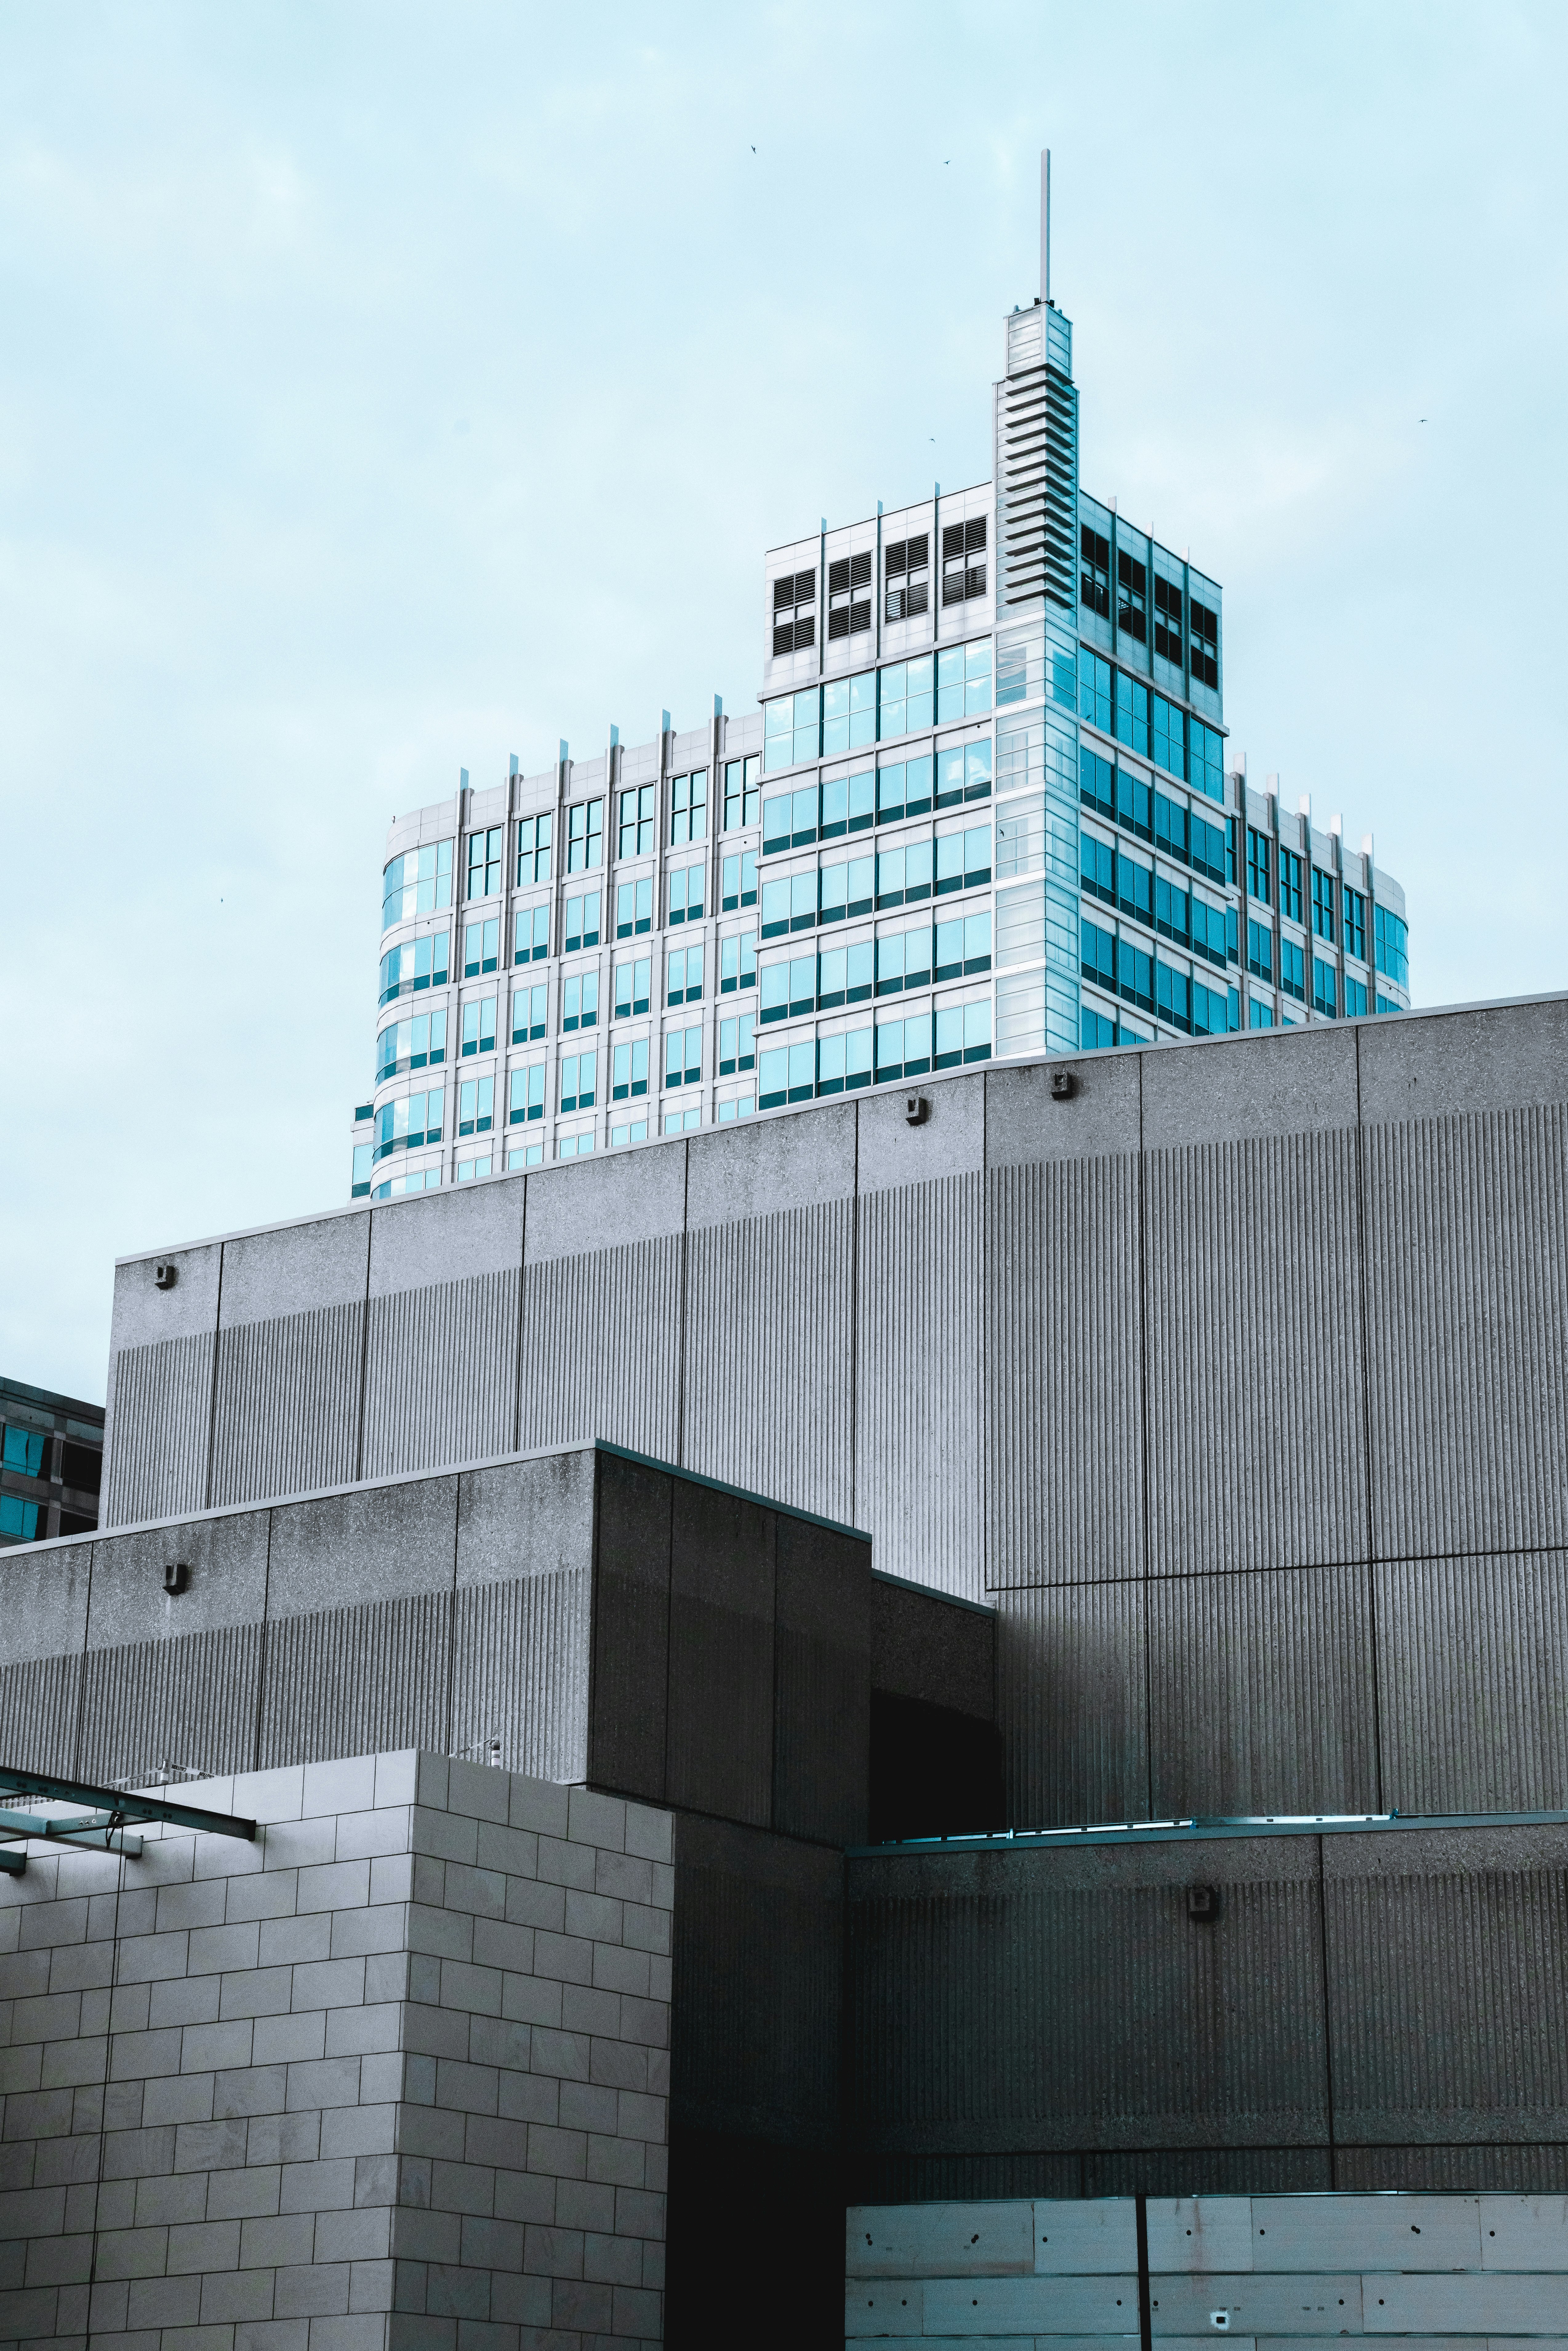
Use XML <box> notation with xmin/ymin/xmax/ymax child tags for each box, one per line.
<box><xmin>751</xmin><ymin>145</ymin><xmax>756</xmax><ymax>153</ymax></box>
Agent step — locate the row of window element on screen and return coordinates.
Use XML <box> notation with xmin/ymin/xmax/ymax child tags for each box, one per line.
<box><xmin>771</xmin><ymin>521</ymin><xmax>989</xmax><ymax>657</ymax></box>
<box><xmin>400</xmin><ymin>757</ymin><xmax>764</xmax><ymax>942</ymax></box>
<box><xmin>364</xmin><ymin>1087</ymin><xmax>765</xmax><ymax>1193</ymax></box>
<box><xmin>757</xmin><ymin>993</ymin><xmax>993</xmax><ymax>1107</ymax></box>
<box><xmin>759</xmin><ymin>912</ymin><xmax>993</xmax><ymax>1022</ymax></box>
<box><xmin>1242</xmin><ymin>828</ymin><xmax>1409</xmax><ymax>987</ymax></box>
<box><xmin>382</xmin><ymin>840</ymin><xmax>453</xmax><ymax>930</ymax></box>
<box><xmin>1079</xmin><ymin>525</ymin><xmax>1219</xmax><ymax>687</ymax></box>
<box><xmin>764</xmin><ymin>640</ymin><xmax>994</xmax><ymax>772</ymax></box>
<box><xmin>1078</xmin><ymin>652</ymin><xmax>1225</xmax><ymax>798</ymax></box>
<box><xmin>378</xmin><ymin>864</ymin><xmax>768</xmax><ymax>1008</ymax></box>
<box><xmin>760</xmin><ymin>821</ymin><xmax>993</xmax><ymax>937</ymax></box>
<box><xmin>1080</xmin><ymin>835</ymin><xmax>1235</xmax><ymax>969</ymax></box>
<box><xmin>1080</xmin><ymin>747</ymin><xmax>1231</xmax><ymax>885</ymax></box>
<box><xmin>761</xmin><ymin>740</ymin><xmax>992</xmax><ymax>850</ymax></box>
<box><xmin>378</xmin><ymin>935</ymin><xmax>761</xmax><ymax>1081</ymax></box>
<box><xmin>1080</xmin><ymin>921</ymin><xmax>1239</xmax><ymax>1037</ymax></box>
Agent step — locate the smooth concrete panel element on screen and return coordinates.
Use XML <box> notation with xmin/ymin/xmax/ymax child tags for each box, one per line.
<box><xmin>109</xmin><ymin>1239</ymin><xmax>222</xmax><ymax>1350</ymax></box>
<box><xmin>455</xmin><ymin>1449</ymin><xmax>596</xmax><ymax>1588</ymax></box>
<box><xmin>1363</xmin><ymin>1103</ymin><xmax>1568</xmax><ymax>1561</ymax></box>
<box><xmin>871</xmin><ymin>1577</ymin><xmax>995</xmax><ymax>1719</ymax></box>
<box><xmin>1141</xmin><ymin>1023</ymin><xmax>1358</xmax><ymax>1150</ymax></box>
<box><xmin>855</xmin><ymin>1072</ymin><xmax>985</xmax><ymax>1198</ymax></box>
<box><xmin>997</xmin><ymin>1581</ymin><xmax>1148</xmax><ymax>1829</ymax></box>
<box><xmin>1376</xmin><ymin>1549</ymin><xmax>1568</xmax><ymax>1814</ymax></box>
<box><xmin>0</xmin><ymin>1533</ymin><xmax>93</xmax><ymax>1662</ymax></box>
<box><xmin>589</xmin><ymin>1448</ymin><xmax>671</xmax><ymax>1803</ymax></box>
<box><xmin>1324</xmin><ymin>1824</ymin><xmax>1568</xmax><ymax>2146</ymax></box>
<box><xmin>856</xmin><ymin>1171</ymin><xmax>983</xmax><ymax>1599</ymax></box>
<box><xmin>1144</xmin><ymin>1129</ymin><xmax>1368</xmax><ymax>1577</ymax></box>
<box><xmin>1148</xmin><ymin>1565</ymin><xmax>1379</xmax><ymax>1818</ymax></box>
<box><xmin>84</xmin><ymin>1508</ymin><xmax>271</xmax><ymax>1650</ymax></box>
<box><xmin>665</xmin><ymin>1478</ymin><xmax>775</xmax><ymax>1827</ymax></box>
<box><xmin>524</xmin><ymin>1136</ymin><xmax>687</xmax><ymax>1264</ymax></box>
<box><xmin>369</xmin><ymin>1174</ymin><xmax>526</xmax><ymax>1295</ymax></box>
<box><xmin>218</xmin><ymin>1212</ymin><xmax>370</xmax><ymax>1326</ymax></box>
<box><xmin>672</xmin><ymin>1814</ymin><xmax>844</xmax><ymax>2146</ymax></box>
<box><xmin>262</xmin><ymin>1475</ymin><xmax>459</xmax><ymax>1620</ymax></box>
<box><xmin>985</xmin><ymin>1050</ymin><xmax>1142</xmax><ymax>1170</ymax></box>
<box><xmin>1358</xmin><ymin>996</ymin><xmax>1568</xmax><ymax>1125</ymax></box>
<box><xmin>773</xmin><ymin>1515</ymin><xmax>871</xmax><ymax>1848</ymax></box>
<box><xmin>685</xmin><ymin>1097</ymin><xmax>856</xmax><ymax>1229</ymax></box>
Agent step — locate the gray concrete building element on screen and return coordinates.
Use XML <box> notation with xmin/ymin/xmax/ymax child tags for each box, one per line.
<box><xmin>5</xmin><ymin>987</ymin><xmax>1568</xmax><ymax>2346</ymax></box>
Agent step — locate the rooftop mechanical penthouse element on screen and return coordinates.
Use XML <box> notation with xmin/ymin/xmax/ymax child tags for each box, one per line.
<box><xmin>356</xmin><ymin>159</ymin><xmax>1409</xmax><ymax>1198</ymax></box>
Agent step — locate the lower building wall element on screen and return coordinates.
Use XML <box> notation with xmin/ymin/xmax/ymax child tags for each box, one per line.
<box><xmin>0</xmin><ymin>1750</ymin><xmax>672</xmax><ymax>2351</ymax></box>
<box><xmin>845</xmin><ymin>2190</ymin><xmax>1568</xmax><ymax>2341</ymax></box>
<box><xmin>846</xmin><ymin>1825</ymin><xmax>1568</xmax><ymax>2191</ymax></box>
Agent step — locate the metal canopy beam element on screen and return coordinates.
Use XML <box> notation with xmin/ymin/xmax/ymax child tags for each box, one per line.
<box><xmin>0</xmin><ymin>1765</ymin><xmax>256</xmax><ymax>1842</ymax></box>
<box><xmin>0</xmin><ymin>1805</ymin><xmax>142</xmax><ymax>1856</ymax></box>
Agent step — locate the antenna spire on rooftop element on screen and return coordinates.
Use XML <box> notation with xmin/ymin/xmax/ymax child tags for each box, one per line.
<box><xmin>1041</xmin><ymin>148</ymin><xmax>1050</xmax><ymax>304</ymax></box>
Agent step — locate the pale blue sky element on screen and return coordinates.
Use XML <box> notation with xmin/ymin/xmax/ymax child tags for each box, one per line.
<box><xmin>4</xmin><ymin>1</ymin><xmax>1566</xmax><ymax>1401</ymax></box>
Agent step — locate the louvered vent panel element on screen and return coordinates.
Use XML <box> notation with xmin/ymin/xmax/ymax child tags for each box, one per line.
<box><xmin>994</xmin><ymin>360</ymin><xmax>1078</xmax><ymax>617</ymax></box>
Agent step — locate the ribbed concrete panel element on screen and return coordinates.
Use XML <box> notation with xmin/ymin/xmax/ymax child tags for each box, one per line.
<box><xmin>256</xmin><ymin>1590</ymin><xmax>451</xmax><ymax>1767</ymax></box>
<box><xmin>997</xmin><ymin>1582</ymin><xmax>1147</xmax><ymax>1828</ymax></box>
<box><xmin>1326</xmin><ymin>1827</ymin><xmax>1568</xmax><ymax>2144</ymax></box>
<box><xmin>856</xmin><ymin>1175</ymin><xmax>982</xmax><ymax>1600</ymax></box>
<box><xmin>101</xmin><ymin>1331</ymin><xmax>215</xmax><ymax>1526</ymax></box>
<box><xmin>848</xmin><ymin>1843</ymin><xmax>1328</xmax><ymax>2153</ymax></box>
<box><xmin>857</xmin><ymin>2151</ymin><xmax>1084</xmax><ymax>2204</ymax></box>
<box><xmin>1149</xmin><ymin>1565</ymin><xmax>1379</xmax><ymax>1818</ymax></box>
<box><xmin>77</xmin><ymin>1623</ymin><xmax>264</xmax><ymax>1785</ymax></box>
<box><xmin>517</xmin><ymin>1236</ymin><xmax>682</xmax><ymax>1461</ymax></box>
<box><xmin>985</xmin><ymin>1155</ymin><xmax>1144</xmax><ymax>1591</ymax></box>
<box><xmin>1145</xmin><ymin>1130</ymin><xmax>1367</xmax><ymax>1577</ymax></box>
<box><xmin>450</xmin><ymin>1569</ymin><xmax>589</xmax><ymax>1782</ymax></box>
<box><xmin>671</xmin><ymin>1817</ymin><xmax>843</xmax><ymax>2147</ymax></box>
<box><xmin>209</xmin><ymin>1302</ymin><xmax>364</xmax><ymax>1507</ymax></box>
<box><xmin>682</xmin><ymin>1203</ymin><xmax>854</xmax><ymax>1525</ymax></box>
<box><xmin>362</xmin><ymin>1269</ymin><xmax>521</xmax><ymax>1479</ymax></box>
<box><xmin>1085</xmin><ymin>2147</ymin><xmax>1332</xmax><ymax>2196</ymax></box>
<box><xmin>1376</xmin><ymin>1550</ymin><xmax>1568</xmax><ymax>1814</ymax></box>
<box><xmin>0</xmin><ymin>1653</ymin><xmax>81</xmax><ymax>1774</ymax></box>
<box><xmin>1336</xmin><ymin>2143</ymin><xmax>1568</xmax><ymax>2191</ymax></box>
<box><xmin>1364</xmin><ymin>1105</ymin><xmax>1568</xmax><ymax>1561</ymax></box>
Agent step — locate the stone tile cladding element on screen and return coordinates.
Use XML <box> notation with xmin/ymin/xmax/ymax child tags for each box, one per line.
<box><xmin>0</xmin><ymin>1749</ymin><xmax>672</xmax><ymax>2351</ymax></box>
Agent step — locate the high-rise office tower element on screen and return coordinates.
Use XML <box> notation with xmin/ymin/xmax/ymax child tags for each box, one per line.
<box><xmin>355</xmin><ymin>160</ymin><xmax>1409</xmax><ymax>1199</ymax></box>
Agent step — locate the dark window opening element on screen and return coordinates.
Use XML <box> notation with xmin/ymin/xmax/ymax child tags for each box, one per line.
<box><xmin>884</xmin><ymin>534</ymin><xmax>929</xmax><ymax>622</ymax></box>
<box><xmin>1080</xmin><ymin>524</ymin><xmax>1110</xmax><ymax>617</ymax></box>
<box><xmin>1190</xmin><ymin>597</ymin><xmax>1220</xmax><ymax>688</ymax></box>
<box><xmin>1153</xmin><ymin>573</ymin><xmax>1184</xmax><ymax>665</ymax></box>
<box><xmin>772</xmin><ymin>567</ymin><xmax>817</xmax><ymax>657</ymax></box>
<box><xmin>1116</xmin><ymin>549</ymin><xmax>1147</xmax><ymax>643</ymax></box>
<box><xmin>940</xmin><ymin>516</ymin><xmax>988</xmax><ymax>607</ymax></box>
<box><xmin>827</xmin><ymin>550</ymin><xmax>872</xmax><ymax>640</ymax></box>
